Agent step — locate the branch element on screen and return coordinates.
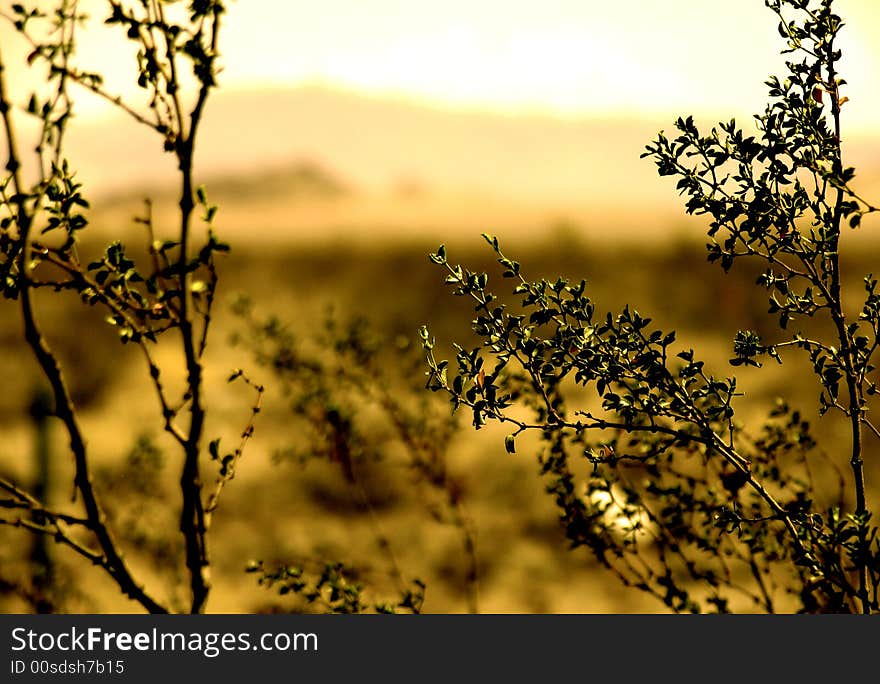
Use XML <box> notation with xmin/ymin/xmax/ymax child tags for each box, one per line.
<box><xmin>204</xmin><ymin>371</ymin><xmax>263</xmax><ymax>524</ymax></box>
<box><xmin>0</xmin><ymin>40</ymin><xmax>168</xmax><ymax>615</ymax></box>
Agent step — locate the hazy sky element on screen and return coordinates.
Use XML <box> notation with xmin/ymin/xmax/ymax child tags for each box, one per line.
<box><xmin>216</xmin><ymin>0</ymin><xmax>880</xmax><ymax>126</ymax></box>
<box><xmin>2</xmin><ymin>1</ymin><xmax>879</xmax><ymax>132</ymax></box>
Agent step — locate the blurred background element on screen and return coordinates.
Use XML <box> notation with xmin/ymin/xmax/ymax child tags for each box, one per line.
<box><xmin>0</xmin><ymin>0</ymin><xmax>879</xmax><ymax>613</ymax></box>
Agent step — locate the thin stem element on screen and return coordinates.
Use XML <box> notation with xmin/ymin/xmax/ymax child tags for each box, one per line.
<box><xmin>824</xmin><ymin>30</ymin><xmax>869</xmax><ymax>614</ymax></box>
<box><xmin>204</xmin><ymin>375</ymin><xmax>263</xmax><ymax>522</ymax></box>
<box><xmin>173</xmin><ymin>9</ymin><xmax>222</xmax><ymax>615</ymax></box>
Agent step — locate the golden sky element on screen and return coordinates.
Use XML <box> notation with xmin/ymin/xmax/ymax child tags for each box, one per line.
<box><xmin>61</xmin><ymin>1</ymin><xmax>880</xmax><ymax>129</ymax></box>
<box><xmin>218</xmin><ymin>0</ymin><xmax>879</xmax><ymax>126</ymax></box>
<box><xmin>2</xmin><ymin>0</ymin><xmax>878</xmax><ymax>130</ymax></box>
<box><xmin>2</xmin><ymin>0</ymin><xmax>880</xmax><ymax>129</ymax></box>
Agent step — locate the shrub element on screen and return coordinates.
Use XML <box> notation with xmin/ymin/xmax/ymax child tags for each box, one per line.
<box><xmin>232</xmin><ymin>301</ymin><xmax>478</xmax><ymax>613</ymax></box>
<box><xmin>422</xmin><ymin>0</ymin><xmax>879</xmax><ymax>613</ymax></box>
<box><xmin>0</xmin><ymin>0</ymin><xmax>251</xmax><ymax>613</ymax></box>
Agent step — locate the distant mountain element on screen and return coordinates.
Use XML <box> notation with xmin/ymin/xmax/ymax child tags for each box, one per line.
<box><xmin>65</xmin><ymin>84</ymin><xmax>880</xmax><ymax>243</ymax></box>
<box><xmin>65</xmin><ymin>85</ymin><xmax>680</xmax><ymax>203</ymax></box>
<box><xmin>99</xmin><ymin>159</ymin><xmax>350</xmax><ymax>207</ymax></box>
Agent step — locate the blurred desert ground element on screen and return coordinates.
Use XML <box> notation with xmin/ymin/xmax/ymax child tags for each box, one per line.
<box><xmin>2</xmin><ymin>83</ymin><xmax>880</xmax><ymax>611</ymax></box>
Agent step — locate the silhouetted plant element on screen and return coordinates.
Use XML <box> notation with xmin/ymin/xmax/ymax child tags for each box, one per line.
<box><xmin>423</xmin><ymin>0</ymin><xmax>878</xmax><ymax>613</ymax></box>
<box><xmin>0</xmin><ymin>0</ymin><xmax>260</xmax><ymax>613</ymax></box>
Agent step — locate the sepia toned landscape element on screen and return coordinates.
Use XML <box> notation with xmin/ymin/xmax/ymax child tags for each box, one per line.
<box><xmin>1</xmin><ymin>0</ymin><xmax>879</xmax><ymax>614</ymax></box>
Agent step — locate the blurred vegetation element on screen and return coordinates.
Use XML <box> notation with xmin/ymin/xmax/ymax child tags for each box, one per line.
<box><xmin>3</xmin><ymin>230</ymin><xmax>877</xmax><ymax>612</ymax></box>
